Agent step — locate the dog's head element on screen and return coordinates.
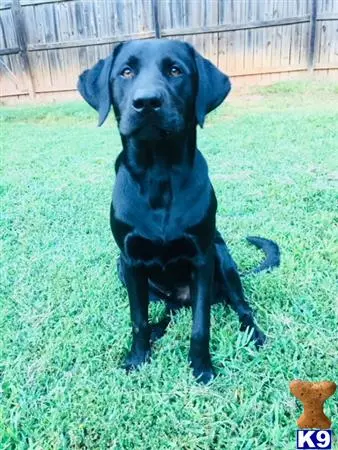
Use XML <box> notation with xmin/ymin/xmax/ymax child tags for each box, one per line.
<box><xmin>78</xmin><ymin>39</ymin><xmax>231</xmax><ymax>140</ymax></box>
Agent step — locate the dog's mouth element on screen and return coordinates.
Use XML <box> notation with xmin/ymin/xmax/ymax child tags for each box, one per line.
<box><xmin>119</xmin><ymin>112</ymin><xmax>183</xmax><ymax>140</ymax></box>
<box><xmin>133</xmin><ymin>124</ymin><xmax>174</xmax><ymax>140</ymax></box>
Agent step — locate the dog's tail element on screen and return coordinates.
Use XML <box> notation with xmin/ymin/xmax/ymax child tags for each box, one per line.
<box><xmin>245</xmin><ymin>236</ymin><xmax>280</xmax><ymax>274</ymax></box>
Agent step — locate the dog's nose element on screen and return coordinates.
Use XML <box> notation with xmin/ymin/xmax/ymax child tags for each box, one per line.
<box><xmin>132</xmin><ymin>90</ymin><xmax>163</xmax><ymax>112</ymax></box>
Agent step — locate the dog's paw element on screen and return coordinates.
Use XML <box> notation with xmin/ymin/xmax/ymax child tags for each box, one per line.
<box><xmin>189</xmin><ymin>356</ymin><xmax>215</xmax><ymax>385</ymax></box>
<box><xmin>123</xmin><ymin>349</ymin><xmax>151</xmax><ymax>372</ymax></box>
<box><xmin>192</xmin><ymin>364</ymin><xmax>215</xmax><ymax>384</ymax></box>
<box><xmin>252</xmin><ymin>327</ymin><xmax>267</xmax><ymax>348</ymax></box>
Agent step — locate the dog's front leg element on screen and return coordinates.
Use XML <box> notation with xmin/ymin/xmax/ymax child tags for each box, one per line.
<box><xmin>123</xmin><ymin>264</ymin><xmax>151</xmax><ymax>371</ymax></box>
<box><xmin>189</xmin><ymin>249</ymin><xmax>215</xmax><ymax>384</ymax></box>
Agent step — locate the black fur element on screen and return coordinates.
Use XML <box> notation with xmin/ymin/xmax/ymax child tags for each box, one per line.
<box><xmin>78</xmin><ymin>39</ymin><xmax>280</xmax><ymax>384</ymax></box>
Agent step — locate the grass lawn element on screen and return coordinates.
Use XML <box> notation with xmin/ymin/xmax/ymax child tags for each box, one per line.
<box><xmin>1</xmin><ymin>80</ymin><xmax>337</xmax><ymax>449</ymax></box>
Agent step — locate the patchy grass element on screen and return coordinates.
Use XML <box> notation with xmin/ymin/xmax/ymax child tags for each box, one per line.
<box><xmin>253</xmin><ymin>79</ymin><xmax>338</xmax><ymax>95</ymax></box>
<box><xmin>1</xmin><ymin>81</ymin><xmax>338</xmax><ymax>449</ymax></box>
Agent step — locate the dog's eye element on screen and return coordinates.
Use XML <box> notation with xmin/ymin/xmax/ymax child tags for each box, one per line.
<box><xmin>121</xmin><ymin>68</ymin><xmax>135</xmax><ymax>79</ymax></box>
<box><xmin>168</xmin><ymin>65</ymin><xmax>182</xmax><ymax>77</ymax></box>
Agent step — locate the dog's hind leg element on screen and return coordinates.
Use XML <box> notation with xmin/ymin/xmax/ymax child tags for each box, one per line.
<box><xmin>214</xmin><ymin>230</ymin><xmax>266</xmax><ymax>347</ymax></box>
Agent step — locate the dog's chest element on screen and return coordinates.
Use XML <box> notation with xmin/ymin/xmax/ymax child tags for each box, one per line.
<box><xmin>112</xmin><ymin>151</ymin><xmax>211</xmax><ymax>240</ymax></box>
<box><xmin>111</xmin><ymin>151</ymin><xmax>215</xmax><ymax>265</ymax></box>
<box><xmin>124</xmin><ymin>234</ymin><xmax>198</xmax><ymax>267</ymax></box>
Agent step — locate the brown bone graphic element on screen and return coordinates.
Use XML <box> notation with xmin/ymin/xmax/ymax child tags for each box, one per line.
<box><xmin>290</xmin><ymin>380</ymin><xmax>336</xmax><ymax>429</ymax></box>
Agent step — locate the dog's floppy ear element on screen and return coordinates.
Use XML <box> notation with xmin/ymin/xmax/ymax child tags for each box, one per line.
<box><xmin>77</xmin><ymin>52</ymin><xmax>116</xmax><ymax>126</ymax></box>
<box><xmin>193</xmin><ymin>51</ymin><xmax>231</xmax><ymax>128</ymax></box>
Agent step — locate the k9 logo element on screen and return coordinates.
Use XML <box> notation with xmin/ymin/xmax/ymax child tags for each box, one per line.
<box><xmin>297</xmin><ymin>430</ymin><xmax>332</xmax><ymax>449</ymax></box>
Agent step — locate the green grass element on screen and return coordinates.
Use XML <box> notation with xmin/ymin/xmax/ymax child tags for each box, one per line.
<box><xmin>254</xmin><ymin>79</ymin><xmax>338</xmax><ymax>95</ymax></box>
<box><xmin>1</xmin><ymin>81</ymin><xmax>338</xmax><ymax>449</ymax></box>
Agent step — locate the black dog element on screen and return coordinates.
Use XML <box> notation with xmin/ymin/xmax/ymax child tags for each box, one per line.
<box><xmin>78</xmin><ymin>39</ymin><xmax>280</xmax><ymax>384</ymax></box>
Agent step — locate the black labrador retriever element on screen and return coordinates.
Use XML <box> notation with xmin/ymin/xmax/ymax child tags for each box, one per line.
<box><xmin>78</xmin><ymin>39</ymin><xmax>280</xmax><ymax>384</ymax></box>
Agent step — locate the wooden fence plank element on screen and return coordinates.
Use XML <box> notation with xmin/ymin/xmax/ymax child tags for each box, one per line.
<box><xmin>11</xmin><ymin>0</ymin><xmax>35</xmax><ymax>97</ymax></box>
<box><xmin>152</xmin><ymin>0</ymin><xmax>161</xmax><ymax>38</ymax></box>
<box><xmin>308</xmin><ymin>0</ymin><xmax>318</xmax><ymax>69</ymax></box>
<box><xmin>25</xmin><ymin>30</ymin><xmax>156</xmax><ymax>51</ymax></box>
<box><xmin>0</xmin><ymin>47</ymin><xmax>19</xmax><ymax>55</ymax></box>
<box><xmin>161</xmin><ymin>15</ymin><xmax>311</xmax><ymax>36</ymax></box>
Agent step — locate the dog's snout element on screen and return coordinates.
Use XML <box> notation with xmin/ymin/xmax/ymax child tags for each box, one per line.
<box><xmin>132</xmin><ymin>90</ymin><xmax>163</xmax><ymax>112</ymax></box>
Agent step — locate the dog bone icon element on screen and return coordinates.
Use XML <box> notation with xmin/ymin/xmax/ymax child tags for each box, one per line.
<box><xmin>290</xmin><ymin>380</ymin><xmax>336</xmax><ymax>429</ymax></box>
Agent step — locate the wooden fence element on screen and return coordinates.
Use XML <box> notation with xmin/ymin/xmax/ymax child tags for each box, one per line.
<box><xmin>0</xmin><ymin>0</ymin><xmax>337</xmax><ymax>103</ymax></box>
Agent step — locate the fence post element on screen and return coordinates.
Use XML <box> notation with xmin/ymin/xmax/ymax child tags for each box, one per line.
<box><xmin>152</xmin><ymin>0</ymin><xmax>161</xmax><ymax>38</ymax></box>
<box><xmin>308</xmin><ymin>0</ymin><xmax>318</xmax><ymax>71</ymax></box>
<box><xmin>11</xmin><ymin>0</ymin><xmax>35</xmax><ymax>98</ymax></box>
